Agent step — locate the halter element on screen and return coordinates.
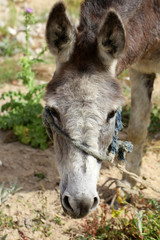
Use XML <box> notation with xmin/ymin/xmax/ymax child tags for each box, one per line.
<box><xmin>43</xmin><ymin>106</ymin><xmax>133</xmax><ymax>163</ymax></box>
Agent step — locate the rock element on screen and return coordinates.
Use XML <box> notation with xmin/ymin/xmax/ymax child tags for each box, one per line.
<box><xmin>16</xmin><ymin>31</ymin><xmax>26</xmax><ymax>45</ymax></box>
<box><xmin>7</xmin><ymin>27</ymin><xmax>17</xmax><ymax>36</ymax></box>
<box><xmin>24</xmin><ymin>218</ymin><xmax>32</xmax><ymax>229</ymax></box>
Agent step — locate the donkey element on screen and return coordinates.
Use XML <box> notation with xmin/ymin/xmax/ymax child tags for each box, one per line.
<box><xmin>43</xmin><ymin>0</ymin><xmax>160</xmax><ymax>218</ymax></box>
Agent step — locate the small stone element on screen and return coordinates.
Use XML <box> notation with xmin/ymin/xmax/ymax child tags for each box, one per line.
<box><xmin>24</xmin><ymin>218</ymin><xmax>32</xmax><ymax>229</ymax></box>
<box><xmin>0</xmin><ymin>160</ymin><xmax>2</xmax><ymax>166</ymax></box>
<box><xmin>7</xmin><ymin>27</ymin><xmax>16</xmax><ymax>36</ymax></box>
<box><xmin>16</xmin><ymin>31</ymin><xmax>26</xmax><ymax>45</ymax></box>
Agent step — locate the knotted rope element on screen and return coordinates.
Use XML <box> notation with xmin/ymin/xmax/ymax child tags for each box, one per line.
<box><xmin>108</xmin><ymin>110</ymin><xmax>133</xmax><ymax>162</ymax></box>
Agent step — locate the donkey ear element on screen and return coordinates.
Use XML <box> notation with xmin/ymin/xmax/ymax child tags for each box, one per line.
<box><xmin>46</xmin><ymin>2</ymin><xmax>76</xmax><ymax>63</ymax></box>
<box><xmin>98</xmin><ymin>10</ymin><xmax>125</xmax><ymax>62</ymax></box>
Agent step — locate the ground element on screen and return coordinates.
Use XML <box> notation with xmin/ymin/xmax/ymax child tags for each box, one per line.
<box><xmin>0</xmin><ymin>0</ymin><xmax>160</xmax><ymax>239</ymax></box>
<box><xmin>0</xmin><ymin>84</ymin><xmax>160</xmax><ymax>239</ymax></box>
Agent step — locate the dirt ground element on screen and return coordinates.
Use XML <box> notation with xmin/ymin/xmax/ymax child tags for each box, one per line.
<box><xmin>0</xmin><ymin>0</ymin><xmax>160</xmax><ymax>239</ymax></box>
<box><xmin>0</xmin><ymin>81</ymin><xmax>160</xmax><ymax>240</ymax></box>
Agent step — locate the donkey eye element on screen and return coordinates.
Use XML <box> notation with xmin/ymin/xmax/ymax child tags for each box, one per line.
<box><xmin>50</xmin><ymin>107</ymin><xmax>60</xmax><ymax>121</ymax></box>
<box><xmin>106</xmin><ymin>110</ymin><xmax>116</xmax><ymax>123</ymax></box>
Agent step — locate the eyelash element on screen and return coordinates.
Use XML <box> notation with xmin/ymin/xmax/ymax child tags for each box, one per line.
<box><xmin>50</xmin><ymin>107</ymin><xmax>60</xmax><ymax>121</ymax></box>
<box><xmin>106</xmin><ymin>110</ymin><xmax>116</xmax><ymax>123</ymax></box>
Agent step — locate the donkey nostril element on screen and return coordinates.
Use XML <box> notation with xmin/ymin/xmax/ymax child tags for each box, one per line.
<box><xmin>63</xmin><ymin>196</ymin><xmax>73</xmax><ymax>212</ymax></box>
<box><xmin>91</xmin><ymin>197</ymin><xmax>99</xmax><ymax>210</ymax></box>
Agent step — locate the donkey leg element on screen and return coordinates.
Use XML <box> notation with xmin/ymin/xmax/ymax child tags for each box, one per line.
<box><xmin>122</xmin><ymin>68</ymin><xmax>155</xmax><ymax>187</ymax></box>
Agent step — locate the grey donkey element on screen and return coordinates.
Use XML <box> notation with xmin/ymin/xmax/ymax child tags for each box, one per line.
<box><xmin>43</xmin><ymin>0</ymin><xmax>160</xmax><ymax>218</ymax></box>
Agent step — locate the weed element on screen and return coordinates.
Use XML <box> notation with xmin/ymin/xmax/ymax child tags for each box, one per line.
<box><xmin>0</xmin><ymin>36</ymin><xmax>22</xmax><ymax>57</ymax></box>
<box><xmin>53</xmin><ymin>216</ymin><xmax>62</xmax><ymax>225</ymax></box>
<box><xmin>34</xmin><ymin>173</ymin><xmax>46</xmax><ymax>180</ymax></box>
<box><xmin>148</xmin><ymin>199</ymin><xmax>160</xmax><ymax>213</ymax></box>
<box><xmin>42</xmin><ymin>224</ymin><xmax>52</xmax><ymax>237</ymax></box>
<box><xmin>149</xmin><ymin>105</ymin><xmax>160</xmax><ymax>133</ymax></box>
<box><xmin>32</xmin><ymin>196</ymin><xmax>53</xmax><ymax>237</ymax></box>
<box><xmin>81</xmin><ymin>204</ymin><xmax>108</xmax><ymax>238</ymax></box>
<box><xmin>0</xmin><ymin>210</ymin><xmax>18</xmax><ymax>230</ymax></box>
<box><xmin>0</xmin><ymin>179</ymin><xmax>23</xmax><ymax>205</ymax></box>
<box><xmin>0</xmin><ymin>9</ymin><xmax>48</xmax><ymax>149</ymax></box>
<box><xmin>79</xmin><ymin>198</ymin><xmax>160</xmax><ymax>240</ymax></box>
<box><xmin>122</xmin><ymin>104</ymin><xmax>160</xmax><ymax>134</ymax></box>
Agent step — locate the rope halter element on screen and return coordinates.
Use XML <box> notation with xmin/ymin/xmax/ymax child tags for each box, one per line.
<box><xmin>43</xmin><ymin>106</ymin><xmax>133</xmax><ymax>163</ymax></box>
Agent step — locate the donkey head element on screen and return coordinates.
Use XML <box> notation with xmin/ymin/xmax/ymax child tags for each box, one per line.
<box><xmin>44</xmin><ymin>2</ymin><xmax>125</xmax><ymax>218</ymax></box>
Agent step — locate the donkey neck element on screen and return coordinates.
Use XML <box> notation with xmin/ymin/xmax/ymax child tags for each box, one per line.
<box><xmin>80</xmin><ymin>0</ymin><xmax>160</xmax><ymax>75</ymax></box>
<box><xmin>117</xmin><ymin>0</ymin><xmax>160</xmax><ymax>74</ymax></box>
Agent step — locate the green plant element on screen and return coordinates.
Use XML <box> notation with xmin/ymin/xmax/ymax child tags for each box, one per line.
<box><xmin>149</xmin><ymin>105</ymin><xmax>160</xmax><ymax>133</ymax></box>
<box><xmin>32</xmin><ymin>196</ymin><xmax>52</xmax><ymax>237</ymax></box>
<box><xmin>0</xmin><ymin>85</ymin><xmax>48</xmax><ymax>149</ymax></box>
<box><xmin>121</xmin><ymin>104</ymin><xmax>160</xmax><ymax>134</ymax></box>
<box><xmin>34</xmin><ymin>173</ymin><xmax>46</xmax><ymax>180</ymax></box>
<box><xmin>79</xmin><ymin>198</ymin><xmax>160</xmax><ymax>240</ymax></box>
<box><xmin>81</xmin><ymin>204</ymin><xmax>108</xmax><ymax>238</ymax></box>
<box><xmin>53</xmin><ymin>216</ymin><xmax>62</xmax><ymax>225</ymax></box>
<box><xmin>0</xmin><ymin>36</ymin><xmax>22</xmax><ymax>57</ymax></box>
<box><xmin>0</xmin><ymin>179</ymin><xmax>23</xmax><ymax>205</ymax></box>
<box><xmin>0</xmin><ymin>210</ymin><xmax>18</xmax><ymax>229</ymax></box>
<box><xmin>0</xmin><ymin>8</ymin><xmax>48</xmax><ymax>149</ymax></box>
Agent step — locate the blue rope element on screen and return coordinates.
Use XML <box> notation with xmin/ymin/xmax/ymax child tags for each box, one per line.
<box><xmin>108</xmin><ymin>110</ymin><xmax>133</xmax><ymax>162</ymax></box>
